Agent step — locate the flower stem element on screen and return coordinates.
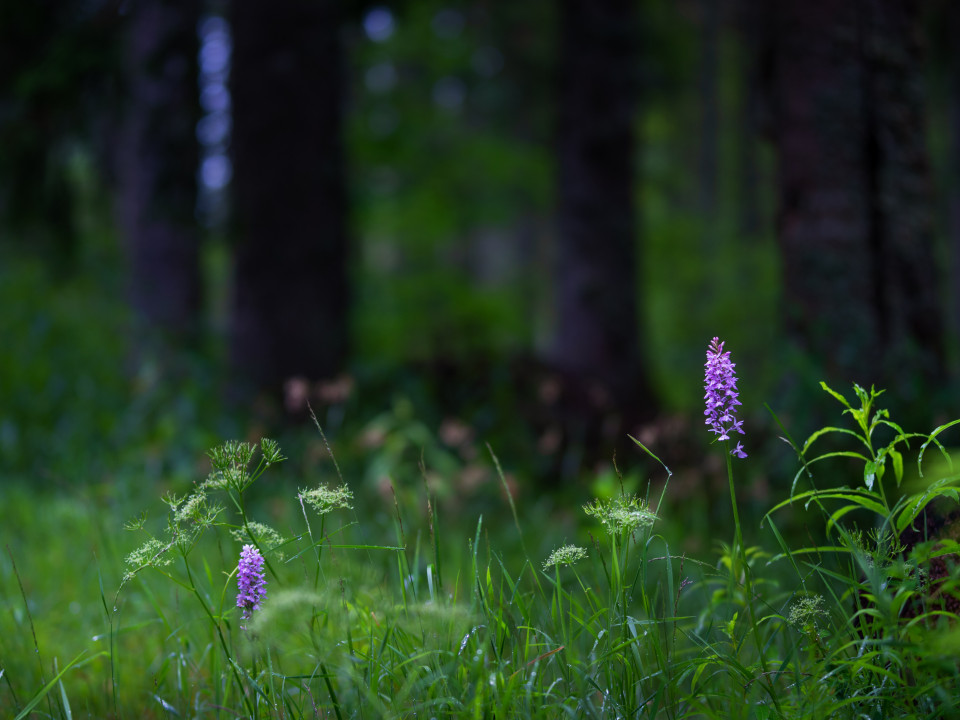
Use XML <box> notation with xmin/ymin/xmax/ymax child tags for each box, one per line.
<box><xmin>725</xmin><ymin>442</ymin><xmax>783</xmax><ymax>717</ymax></box>
<box><xmin>182</xmin><ymin>555</ymin><xmax>253</xmax><ymax>717</ymax></box>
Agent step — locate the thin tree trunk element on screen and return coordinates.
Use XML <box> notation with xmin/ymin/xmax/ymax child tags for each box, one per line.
<box><xmin>117</xmin><ymin>0</ymin><xmax>202</xmax><ymax>343</ymax></box>
<box><xmin>229</xmin><ymin>0</ymin><xmax>348</xmax><ymax>395</ymax></box>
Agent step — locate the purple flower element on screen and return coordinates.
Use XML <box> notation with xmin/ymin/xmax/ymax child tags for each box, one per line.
<box><xmin>704</xmin><ymin>337</ymin><xmax>747</xmax><ymax>458</ymax></box>
<box><xmin>237</xmin><ymin>544</ymin><xmax>267</xmax><ymax>626</ymax></box>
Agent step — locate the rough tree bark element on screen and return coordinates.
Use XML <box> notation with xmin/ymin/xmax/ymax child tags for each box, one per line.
<box><xmin>552</xmin><ymin>0</ymin><xmax>651</xmax><ymax>418</ymax></box>
<box><xmin>229</xmin><ymin>0</ymin><xmax>348</xmax><ymax>395</ymax></box>
<box><xmin>117</xmin><ymin>0</ymin><xmax>202</xmax><ymax>343</ymax></box>
<box><xmin>771</xmin><ymin>0</ymin><xmax>943</xmax><ymax>396</ymax></box>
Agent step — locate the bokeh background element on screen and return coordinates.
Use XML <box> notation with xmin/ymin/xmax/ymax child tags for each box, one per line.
<box><xmin>2</xmin><ymin>0</ymin><xmax>959</xmax><ymax>496</ymax></box>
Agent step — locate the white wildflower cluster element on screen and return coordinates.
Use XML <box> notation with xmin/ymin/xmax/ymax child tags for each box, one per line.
<box><xmin>298</xmin><ymin>484</ymin><xmax>353</xmax><ymax>515</ymax></box>
<box><xmin>788</xmin><ymin>594</ymin><xmax>827</xmax><ymax>629</ymax></box>
<box><xmin>123</xmin><ymin>537</ymin><xmax>175</xmax><ymax>584</ymax></box>
<box><xmin>583</xmin><ymin>495</ymin><xmax>658</xmax><ymax>535</ymax></box>
<box><xmin>543</xmin><ymin>544</ymin><xmax>588</xmax><ymax>571</ymax></box>
<box><xmin>230</xmin><ymin>521</ymin><xmax>285</xmax><ymax>559</ymax></box>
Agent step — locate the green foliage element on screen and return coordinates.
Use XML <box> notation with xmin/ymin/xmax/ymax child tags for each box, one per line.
<box><xmin>767</xmin><ymin>382</ymin><xmax>960</xmax><ymax>538</ymax></box>
<box><xmin>761</xmin><ymin>383</ymin><xmax>960</xmax><ymax>717</ymax></box>
<box><xmin>349</xmin><ymin>0</ymin><xmax>555</xmax><ymax>366</ymax></box>
<box><xmin>3</xmin><ymin>382</ymin><xmax>959</xmax><ymax>718</ymax></box>
<box><xmin>0</xmin><ymin>248</ymin><xmax>232</xmax><ymax>487</ymax></box>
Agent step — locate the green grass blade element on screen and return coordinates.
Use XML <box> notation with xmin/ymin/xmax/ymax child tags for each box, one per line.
<box><xmin>14</xmin><ymin>650</ymin><xmax>106</xmax><ymax>720</ymax></box>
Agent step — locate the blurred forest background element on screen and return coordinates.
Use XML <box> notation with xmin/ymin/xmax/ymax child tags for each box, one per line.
<box><xmin>2</xmin><ymin>0</ymin><xmax>960</xmax><ymax>495</ymax></box>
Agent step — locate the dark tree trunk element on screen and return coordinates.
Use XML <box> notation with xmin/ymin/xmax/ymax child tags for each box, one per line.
<box><xmin>735</xmin><ymin>0</ymin><xmax>765</xmax><ymax>242</ymax></box>
<box><xmin>771</xmin><ymin>0</ymin><xmax>943</xmax><ymax>396</ymax></box>
<box><xmin>948</xmin><ymin>1</ymin><xmax>960</xmax><ymax>353</ymax></box>
<box><xmin>552</xmin><ymin>0</ymin><xmax>651</xmax><ymax>417</ymax></box>
<box><xmin>229</xmin><ymin>0</ymin><xmax>348</xmax><ymax>394</ymax></box>
<box><xmin>117</xmin><ymin>0</ymin><xmax>202</xmax><ymax>343</ymax></box>
<box><xmin>699</xmin><ymin>0</ymin><xmax>720</xmax><ymax>233</ymax></box>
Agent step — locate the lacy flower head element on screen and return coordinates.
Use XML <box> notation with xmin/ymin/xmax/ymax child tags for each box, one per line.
<box><xmin>237</xmin><ymin>544</ymin><xmax>267</xmax><ymax>628</ymax></box>
<box><xmin>704</xmin><ymin>337</ymin><xmax>747</xmax><ymax>458</ymax></box>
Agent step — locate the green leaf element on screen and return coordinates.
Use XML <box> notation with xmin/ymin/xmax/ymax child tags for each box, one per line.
<box><xmin>690</xmin><ymin>659</ymin><xmax>715</xmax><ymax>694</ymax></box>
<box><xmin>764</xmin><ymin>403</ymin><xmax>802</xmax><ymax>454</ymax></box>
<box><xmin>824</xmin><ymin>493</ymin><xmax>888</xmax><ymax>517</ymax></box>
<box><xmin>767</xmin><ymin>546</ymin><xmax>850</xmax><ymax>563</ymax></box>
<box><xmin>801</xmin><ymin>426</ymin><xmax>867</xmax><ymax>455</ymax></box>
<box><xmin>790</xmin><ymin>466</ymin><xmax>808</xmax><ymax>497</ymax></box>
<box><xmin>763</xmin><ymin>516</ymin><xmax>805</xmax><ymax>583</ymax></box>
<box><xmin>895</xmin><ymin>479</ymin><xmax>960</xmax><ymax>534</ymax></box>
<box><xmin>820</xmin><ymin>381</ymin><xmax>852</xmax><ymax>409</ymax></box>
<box><xmin>628</xmin><ymin>434</ymin><xmax>672</xmax><ymax>477</ymax></box>
<box><xmin>805</xmin><ymin>450</ymin><xmax>871</xmax><ymax>466</ymax></box>
<box><xmin>889</xmin><ymin>448</ymin><xmax>903</xmax><ymax>488</ymax></box>
<box><xmin>14</xmin><ymin>650</ymin><xmax>106</xmax><ymax>720</ymax></box>
<box><xmin>827</xmin><ymin>504</ymin><xmax>868</xmax><ymax>536</ymax></box>
<box><xmin>926</xmin><ymin>418</ymin><xmax>960</xmax><ymax>444</ymax></box>
<box><xmin>766</xmin><ymin>488</ymin><xmax>887</xmax><ymax>518</ymax></box>
<box><xmin>918</xmin><ymin>420</ymin><xmax>960</xmax><ymax>473</ymax></box>
<box><xmin>724</xmin><ymin>612</ymin><xmax>739</xmax><ymax>641</ymax></box>
<box><xmin>876</xmin><ymin>419</ymin><xmax>910</xmax><ymax>438</ymax></box>
<box><xmin>57</xmin><ymin>661</ymin><xmax>73</xmax><ymax>720</ymax></box>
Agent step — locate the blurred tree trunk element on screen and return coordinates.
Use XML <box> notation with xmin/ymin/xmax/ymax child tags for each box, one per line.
<box><xmin>735</xmin><ymin>0</ymin><xmax>764</xmax><ymax>243</ymax></box>
<box><xmin>771</xmin><ymin>0</ymin><xmax>944</xmax><ymax>396</ymax></box>
<box><xmin>117</xmin><ymin>0</ymin><xmax>202</xmax><ymax>344</ymax></box>
<box><xmin>948</xmin><ymin>1</ymin><xmax>960</xmax><ymax>351</ymax></box>
<box><xmin>229</xmin><ymin>0</ymin><xmax>348</xmax><ymax>395</ymax></box>
<box><xmin>699</xmin><ymin>0</ymin><xmax>719</xmax><ymax>239</ymax></box>
<box><xmin>551</xmin><ymin>0</ymin><xmax>653</xmax><ymax>439</ymax></box>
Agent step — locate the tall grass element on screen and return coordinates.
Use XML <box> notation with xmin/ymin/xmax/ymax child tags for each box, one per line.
<box><xmin>2</xmin><ymin>381</ymin><xmax>960</xmax><ymax>718</ymax></box>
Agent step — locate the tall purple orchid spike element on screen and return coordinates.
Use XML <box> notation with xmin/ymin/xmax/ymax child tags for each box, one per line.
<box><xmin>704</xmin><ymin>337</ymin><xmax>747</xmax><ymax>458</ymax></box>
<box><xmin>237</xmin><ymin>544</ymin><xmax>267</xmax><ymax>627</ymax></box>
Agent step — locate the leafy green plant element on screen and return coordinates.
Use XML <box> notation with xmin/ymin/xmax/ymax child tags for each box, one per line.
<box><xmin>763</xmin><ymin>382</ymin><xmax>960</xmax><ymax>717</ymax></box>
<box><xmin>4</xmin><ymin>350</ymin><xmax>960</xmax><ymax>718</ymax></box>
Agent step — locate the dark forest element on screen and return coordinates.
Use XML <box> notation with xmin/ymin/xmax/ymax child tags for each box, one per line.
<box><xmin>3</xmin><ymin>1</ymin><xmax>960</xmax><ymax>717</ymax></box>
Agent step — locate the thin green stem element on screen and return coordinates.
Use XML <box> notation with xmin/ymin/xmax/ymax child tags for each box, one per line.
<box><xmin>299</xmin><ymin>497</ymin><xmax>326</xmax><ymax>590</ymax></box>
<box><xmin>182</xmin><ymin>555</ymin><xmax>253</xmax><ymax>717</ymax></box>
<box><xmin>231</xmin><ymin>487</ymin><xmax>281</xmax><ymax>583</ymax></box>
<box><xmin>724</xmin><ymin>444</ymin><xmax>783</xmax><ymax>718</ymax></box>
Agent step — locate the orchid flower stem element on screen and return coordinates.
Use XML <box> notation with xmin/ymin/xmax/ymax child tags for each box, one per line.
<box><xmin>725</xmin><ymin>442</ymin><xmax>782</xmax><ymax>717</ymax></box>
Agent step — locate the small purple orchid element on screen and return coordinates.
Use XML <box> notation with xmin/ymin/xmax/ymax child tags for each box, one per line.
<box><xmin>237</xmin><ymin>544</ymin><xmax>267</xmax><ymax>627</ymax></box>
<box><xmin>704</xmin><ymin>337</ymin><xmax>747</xmax><ymax>458</ymax></box>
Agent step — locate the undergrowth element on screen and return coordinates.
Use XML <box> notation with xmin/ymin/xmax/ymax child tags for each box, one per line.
<box><xmin>3</xmin><ymin>358</ymin><xmax>960</xmax><ymax>718</ymax></box>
